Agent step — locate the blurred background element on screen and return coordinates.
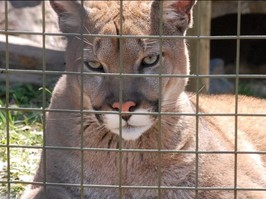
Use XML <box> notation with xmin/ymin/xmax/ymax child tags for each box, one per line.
<box><xmin>187</xmin><ymin>1</ymin><xmax>266</xmax><ymax>97</ymax></box>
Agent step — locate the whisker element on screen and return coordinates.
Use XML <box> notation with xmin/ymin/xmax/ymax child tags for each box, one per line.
<box><xmin>75</xmin><ymin>56</ymin><xmax>82</xmax><ymax>62</ymax></box>
<box><xmin>143</xmin><ymin>38</ymin><xmax>159</xmax><ymax>43</ymax></box>
<box><xmin>145</xmin><ymin>42</ymin><xmax>159</xmax><ymax>46</ymax></box>
<box><xmin>83</xmin><ymin>24</ymin><xmax>91</xmax><ymax>34</ymax></box>
<box><xmin>143</xmin><ymin>40</ymin><xmax>159</xmax><ymax>45</ymax></box>
<box><xmin>84</xmin><ymin>48</ymin><xmax>93</xmax><ymax>53</ymax></box>
<box><xmin>75</xmin><ymin>36</ymin><xmax>94</xmax><ymax>46</ymax></box>
<box><xmin>83</xmin><ymin>38</ymin><xmax>93</xmax><ymax>46</ymax></box>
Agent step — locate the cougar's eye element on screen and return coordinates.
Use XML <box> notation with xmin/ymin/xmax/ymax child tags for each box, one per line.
<box><xmin>141</xmin><ymin>54</ymin><xmax>160</xmax><ymax>68</ymax></box>
<box><xmin>84</xmin><ymin>61</ymin><xmax>104</xmax><ymax>72</ymax></box>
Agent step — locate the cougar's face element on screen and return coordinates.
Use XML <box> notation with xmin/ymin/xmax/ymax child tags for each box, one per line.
<box><xmin>75</xmin><ymin>27</ymin><xmax>187</xmax><ymax>141</ymax></box>
<box><xmin>80</xmin><ymin>35</ymin><xmax>164</xmax><ymax>141</ymax></box>
<box><xmin>50</xmin><ymin>0</ymin><xmax>193</xmax><ymax>140</ymax></box>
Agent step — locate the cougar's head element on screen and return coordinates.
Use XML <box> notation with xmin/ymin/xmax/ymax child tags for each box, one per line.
<box><xmin>50</xmin><ymin>0</ymin><xmax>196</xmax><ymax>140</ymax></box>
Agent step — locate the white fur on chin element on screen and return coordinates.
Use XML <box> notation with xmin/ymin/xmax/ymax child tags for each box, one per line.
<box><xmin>104</xmin><ymin>109</ymin><xmax>154</xmax><ymax>140</ymax></box>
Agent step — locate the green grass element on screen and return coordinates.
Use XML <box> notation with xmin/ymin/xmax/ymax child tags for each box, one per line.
<box><xmin>238</xmin><ymin>82</ymin><xmax>254</xmax><ymax>97</ymax></box>
<box><xmin>238</xmin><ymin>81</ymin><xmax>266</xmax><ymax>99</ymax></box>
<box><xmin>0</xmin><ymin>84</ymin><xmax>52</xmax><ymax>108</ymax></box>
<box><xmin>0</xmin><ymin>84</ymin><xmax>51</xmax><ymax>198</ymax></box>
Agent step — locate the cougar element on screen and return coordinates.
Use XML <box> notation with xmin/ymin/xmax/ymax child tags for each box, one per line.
<box><xmin>22</xmin><ymin>0</ymin><xmax>266</xmax><ymax>198</ymax></box>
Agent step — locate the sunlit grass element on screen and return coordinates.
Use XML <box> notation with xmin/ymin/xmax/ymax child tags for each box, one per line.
<box><xmin>0</xmin><ymin>84</ymin><xmax>51</xmax><ymax>198</ymax></box>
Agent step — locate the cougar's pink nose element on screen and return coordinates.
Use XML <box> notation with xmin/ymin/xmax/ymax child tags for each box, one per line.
<box><xmin>112</xmin><ymin>101</ymin><xmax>136</xmax><ymax>112</ymax></box>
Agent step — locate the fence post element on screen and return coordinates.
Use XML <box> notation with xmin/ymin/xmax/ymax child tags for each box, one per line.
<box><xmin>187</xmin><ymin>1</ymin><xmax>212</xmax><ymax>93</ymax></box>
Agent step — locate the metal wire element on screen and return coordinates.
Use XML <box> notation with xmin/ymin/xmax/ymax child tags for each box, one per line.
<box><xmin>4</xmin><ymin>1</ymin><xmax>11</xmax><ymax>198</ymax></box>
<box><xmin>2</xmin><ymin>29</ymin><xmax>266</xmax><ymax>40</ymax></box>
<box><xmin>233</xmin><ymin>1</ymin><xmax>242</xmax><ymax>198</ymax></box>
<box><xmin>41</xmin><ymin>1</ymin><xmax>47</xmax><ymax>198</ymax></box>
<box><xmin>79</xmin><ymin>1</ymin><xmax>86</xmax><ymax>198</ymax></box>
<box><xmin>194</xmin><ymin>2</ymin><xmax>201</xmax><ymax>198</ymax></box>
<box><xmin>1</xmin><ymin>144</ymin><xmax>266</xmax><ymax>154</ymax></box>
<box><xmin>2</xmin><ymin>68</ymin><xmax>266</xmax><ymax>79</ymax></box>
<box><xmin>157</xmin><ymin>2</ymin><xmax>165</xmax><ymax>198</ymax></box>
<box><xmin>118</xmin><ymin>1</ymin><xmax>124</xmax><ymax>198</ymax></box>
<box><xmin>1</xmin><ymin>1</ymin><xmax>266</xmax><ymax>198</ymax></box>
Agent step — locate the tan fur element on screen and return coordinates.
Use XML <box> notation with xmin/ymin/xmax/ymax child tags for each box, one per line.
<box><xmin>22</xmin><ymin>1</ymin><xmax>266</xmax><ymax>198</ymax></box>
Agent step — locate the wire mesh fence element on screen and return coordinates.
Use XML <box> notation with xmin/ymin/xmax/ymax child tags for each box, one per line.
<box><xmin>0</xmin><ymin>0</ymin><xmax>266</xmax><ymax>199</ymax></box>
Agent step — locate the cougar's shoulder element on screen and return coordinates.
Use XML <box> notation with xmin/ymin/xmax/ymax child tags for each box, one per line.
<box><xmin>190</xmin><ymin>93</ymin><xmax>266</xmax><ymax>160</ymax></box>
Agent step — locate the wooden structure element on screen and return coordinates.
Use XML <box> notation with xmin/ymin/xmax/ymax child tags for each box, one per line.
<box><xmin>187</xmin><ymin>1</ymin><xmax>266</xmax><ymax>93</ymax></box>
<box><xmin>187</xmin><ymin>1</ymin><xmax>212</xmax><ymax>93</ymax></box>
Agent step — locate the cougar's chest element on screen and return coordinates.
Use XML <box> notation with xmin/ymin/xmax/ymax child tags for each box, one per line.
<box><xmin>80</xmin><ymin>150</ymin><xmax>157</xmax><ymax>198</ymax></box>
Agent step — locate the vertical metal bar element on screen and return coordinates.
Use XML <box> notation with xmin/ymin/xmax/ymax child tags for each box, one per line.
<box><xmin>4</xmin><ymin>0</ymin><xmax>10</xmax><ymax>198</ymax></box>
<box><xmin>41</xmin><ymin>1</ymin><xmax>47</xmax><ymax>198</ymax></box>
<box><xmin>234</xmin><ymin>1</ymin><xmax>242</xmax><ymax>198</ymax></box>
<box><xmin>157</xmin><ymin>1</ymin><xmax>164</xmax><ymax>198</ymax></box>
<box><xmin>80</xmin><ymin>1</ymin><xmax>85</xmax><ymax>198</ymax></box>
<box><xmin>41</xmin><ymin>0</ymin><xmax>46</xmax><ymax>106</ymax></box>
<box><xmin>194</xmin><ymin>2</ymin><xmax>202</xmax><ymax>198</ymax></box>
<box><xmin>118</xmin><ymin>1</ymin><xmax>124</xmax><ymax>198</ymax></box>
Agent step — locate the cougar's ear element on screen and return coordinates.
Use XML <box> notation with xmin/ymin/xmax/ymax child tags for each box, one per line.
<box><xmin>50</xmin><ymin>0</ymin><xmax>86</xmax><ymax>33</ymax></box>
<box><xmin>151</xmin><ymin>0</ymin><xmax>197</xmax><ymax>33</ymax></box>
